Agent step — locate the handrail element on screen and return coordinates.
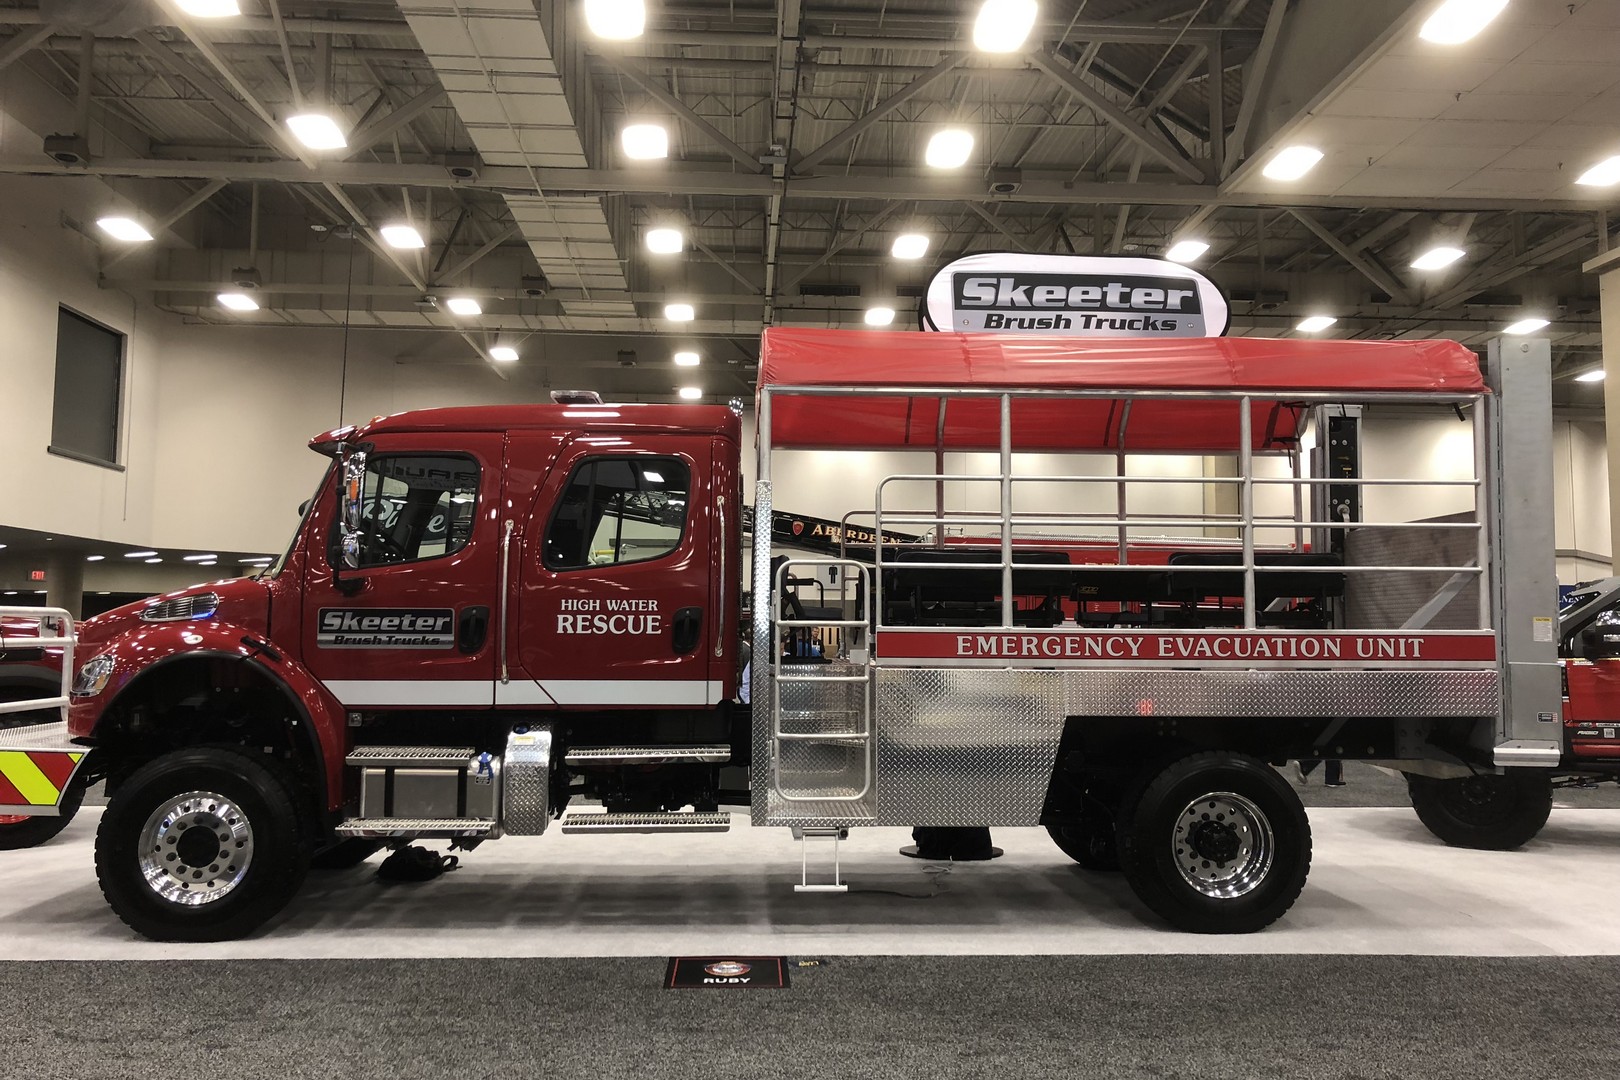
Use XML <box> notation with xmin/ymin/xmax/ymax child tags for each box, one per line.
<box><xmin>0</xmin><ymin>606</ymin><xmax>76</xmax><ymax>721</ymax></box>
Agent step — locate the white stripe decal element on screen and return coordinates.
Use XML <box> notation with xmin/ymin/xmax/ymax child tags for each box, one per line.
<box><xmin>322</xmin><ymin>680</ymin><xmax>493</xmax><ymax>707</ymax></box>
<box><xmin>536</xmin><ymin>680</ymin><xmax>720</xmax><ymax>707</ymax></box>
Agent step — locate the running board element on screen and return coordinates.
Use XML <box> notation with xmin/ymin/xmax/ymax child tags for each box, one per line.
<box><xmin>564</xmin><ymin>745</ymin><xmax>731</xmax><ymax>765</ymax></box>
<box><xmin>344</xmin><ymin>746</ymin><xmax>478</xmax><ymax>767</ymax></box>
<box><xmin>559</xmin><ymin>811</ymin><xmax>731</xmax><ymax>834</ymax></box>
<box><xmin>334</xmin><ymin>818</ymin><xmax>498</xmax><ymax>838</ymax></box>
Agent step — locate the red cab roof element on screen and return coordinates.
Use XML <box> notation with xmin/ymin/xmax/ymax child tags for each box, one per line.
<box><xmin>312</xmin><ymin>402</ymin><xmax>740</xmax><ymax>454</ymax></box>
<box><xmin>757</xmin><ymin>329</ymin><xmax>1486</xmax><ymax>454</ymax></box>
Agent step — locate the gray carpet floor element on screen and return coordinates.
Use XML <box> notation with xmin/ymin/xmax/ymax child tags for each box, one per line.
<box><xmin>7</xmin><ymin>955</ymin><xmax>1618</xmax><ymax>1079</ymax></box>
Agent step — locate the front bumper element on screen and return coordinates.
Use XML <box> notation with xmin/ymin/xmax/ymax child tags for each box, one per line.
<box><xmin>0</xmin><ymin>722</ymin><xmax>87</xmax><ymax>817</ymax></box>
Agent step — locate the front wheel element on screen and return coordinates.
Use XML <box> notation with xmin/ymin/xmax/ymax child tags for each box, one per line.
<box><xmin>95</xmin><ymin>748</ymin><xmax>312</xmax><ymax>941</ymax></box>
<box><xmin>1117</xmin><ymin>751</ymin><xmax>1311</xmax><ymax>934</ymax></box>
<box><xmin>1406</xmin><ymin>771</ymin><xmax>1551</xmax><ymax>850</ymax></box>
<box><xmin>0</xmin><ymin>780</ymin><xmax>84</xmax><ymax>850</ymax></box>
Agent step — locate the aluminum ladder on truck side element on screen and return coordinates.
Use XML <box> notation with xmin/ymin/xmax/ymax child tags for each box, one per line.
<box><xmin>768</xmin><ymin>559</ymin><xmax>873</xmax><ymax>891</ymax></box>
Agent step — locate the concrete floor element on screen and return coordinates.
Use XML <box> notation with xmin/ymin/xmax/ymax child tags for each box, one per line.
<box><xmin>6</xmin><ymin>805</ymin><xmax>1620</xmax><ymax>961</ymax></box>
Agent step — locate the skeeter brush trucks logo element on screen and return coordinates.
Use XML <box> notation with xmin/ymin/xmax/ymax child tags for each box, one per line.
<box><xmin>922</xmin><ymin>252</ymin><xmax>1229</xmax><ymax>338</ymax></box>
<box><xmin>317</xmin><ymin>607</ymin><xmax>455</xmax><ymax>649</ymax></box>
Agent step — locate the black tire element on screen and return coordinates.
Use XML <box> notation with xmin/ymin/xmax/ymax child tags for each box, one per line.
<box><xmin>310</xmin><ymin>838</ymin><xmax>384</xmax><ymax>870</ymax></box>
<box><xmin>95</xmin><ymin>748</ymin><xmax>312</xmax><ymax>942</ymax></box>
<box><xmin>0</xmin><ymin>780</ymin><xmax>84</xmax><ymax>850</ymax></box>
<box><xmin>1116</xmin><ymin>751</ymin><xmax>1311</xmax><ymax>934</ymax></box>
<box><xmin>1406</xmin><ymin>771</ymin><xmax>1551</xmax><ymax>850</ymax></box>
<box><xmin>1045</xmin><ymin>821</ymin><xmax>1120</xmax><ymax>871</ymax></box>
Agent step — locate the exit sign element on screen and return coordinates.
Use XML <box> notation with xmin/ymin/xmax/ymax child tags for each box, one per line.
<box><xmin>28</xmin><ymin>570</ymin><xmax>45</xmax><ymax>582</ymax></box>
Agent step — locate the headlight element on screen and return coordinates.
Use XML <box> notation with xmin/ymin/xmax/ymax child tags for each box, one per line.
<box><xmin>72</xmin><ymin>654</ymin><xmax>116</xmax><ymax>697</ymax></box>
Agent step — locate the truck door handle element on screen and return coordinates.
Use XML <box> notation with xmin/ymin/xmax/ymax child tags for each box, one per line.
<box><xmin>458</xmin><ymin>606</ymin><xmax>490</xmax><ymax>654</ymax></box>
<box><xmin>672</xmin><ymin>606</ymin><xmax>703</xmax><ymax>654</ymax></box>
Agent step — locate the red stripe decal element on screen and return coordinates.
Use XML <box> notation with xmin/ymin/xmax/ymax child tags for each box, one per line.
<box><xmin>27</xmin><ymin>751</ymin><xmax>79</xmax><ymax>791</ymax></box>
<box><xmin>0</xmin><ymin>771</ymin><xmax>26</xmax><ymax>806</ymax></box>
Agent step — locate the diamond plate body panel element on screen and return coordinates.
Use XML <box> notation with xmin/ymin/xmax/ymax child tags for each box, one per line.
<box><xmin>0</xmin><ymin>721</ymin><xmax>78</xmax><ymax>751</ymax></box>
<box><xmin>1061</xmin><ymin>670</ymin><xmax>1499</xmax><ymax>718</ymax></box>
<box><xmin>503</xmin><ymin>727</ymin><xmax>553</xmax><ymax>835</ymax></box>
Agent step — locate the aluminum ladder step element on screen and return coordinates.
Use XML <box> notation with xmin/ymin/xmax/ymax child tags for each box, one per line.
<box><xmin>564</xmin><ymin>745</ymin><xmax>731</xmax><ymax>765</ymax></box>
<box><xmin>559</xmin><ymin>811</ymin><xmax>730</xmax><ymax>834</ymax></box>
<box><xmin>345</xmin><ymin>746</ymin><xmax>477</xmax><ymax>768</ymax></box>
<box><xmin>334</xmin><ymin>817</ymin><xmax>497</xmax><ymax>838</ymax></box>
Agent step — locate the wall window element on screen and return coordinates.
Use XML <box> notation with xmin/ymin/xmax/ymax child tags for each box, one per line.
<box><xmin>50</xmin><ymin>308</ymin><xmax>125</xmax><ymax>467</ymax></box>
<box><xmin>332</xmin><ymin>454</ymin><xmax>480</xmax><ymax>569</ymax></box>
<box><xmin>544</xmin><ymin>457</ymin><xmax>690</xmax><ymax>570</ymax></box>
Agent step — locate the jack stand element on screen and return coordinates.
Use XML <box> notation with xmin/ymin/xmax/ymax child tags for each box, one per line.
<box><xmin>793</xmin><ymin>827</ymin><xmax>850</xmax><ymax>893</ymax></box>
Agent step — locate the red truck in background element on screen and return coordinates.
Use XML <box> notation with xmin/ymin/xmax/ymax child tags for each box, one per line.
<box><xmin>0</xmin><ymin>329</ymin><xmax>1603</xmax><ymax>943</ymax></box>
<box><xmin>0</xmin><ymin>611</ymin><xmax>79</xmax><ymax>849</ymax></box>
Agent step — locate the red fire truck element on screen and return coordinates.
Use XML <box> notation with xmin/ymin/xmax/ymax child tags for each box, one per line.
<box><xmin>0</xmin><ymin>611</ymin><xmax>78</xmax><ymax>849</ymax></box>
<box><xmin>0</xmin><ymin>330</ymin><xmax>1590</xmax><ymax>941</ymax></box>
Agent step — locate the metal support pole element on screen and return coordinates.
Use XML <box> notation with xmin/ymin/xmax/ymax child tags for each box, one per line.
<box><xmin>1001</xmin><ymin>393</ymin><xmax>1014</xmax><ymax>628</ymax></box>
<box><xmin>1474</xmin><ymin>399</ymin><xmax>1491</xmax><ymax>629</ymax></box>
<box><xmin>1239</xmin><ymin>397</ymin><xmax>1256</xmax><ymax>629</ymax></box>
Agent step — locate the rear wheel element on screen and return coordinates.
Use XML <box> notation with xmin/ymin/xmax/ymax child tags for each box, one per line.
<box><xmin>1406</xmin><ymin>771</ymin><xmax>1551</xmax><ymax>850</ymax></box>
<box><xmin>0</xmin><ymin>780</ymin><xmax>84</xmax><ymax>850</ymax></box>
<box><xmin>95</xmin><ymin>748</ymin><xmax>312</xmax><ymax>941</ymax></box>
<box><xmin>1117</xmin><ymin>751</ymin><xmax>1311</xmax><ymax>934</ymax></box>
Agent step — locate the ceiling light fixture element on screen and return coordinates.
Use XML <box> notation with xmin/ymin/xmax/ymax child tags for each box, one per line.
<box><xmin>1261</xmin><ymin>145</ymin><xmax>1324</xmax><ymax>181</ymax></box>
<box><xmin>1502</xmin><ymin>317</ymin><xmax>1549</xmax><ymax>335</ymax></box>
<box><xmin>621</xmin><ymin>123</ymin><xmax>669</xmax><ymax>160</ymax></box>
<box><xmin>176</xmin><ymin>0</ymin><xmax>241</xmax><ymax>15</ymax></box>
<box><xmin>1575</xmin><ymin>156</ymin><xmax>1620</xmax><ymax>187</ymax></box>
<box><xmin>664</xmin><ymin>302</ymin><xmax>695</xmax><ymax>321</ymax></box>
<box><xmin>285</xmin><ymin>112</ymin><xmax>347</xmax><ymax>151</ymax></box>
<box><xmin>85</xmin><ymin>555</ymin><xmax>105</xmax><ymax>562</ymax></box>
<box><xmin>144</xmin><ymin>558</ymin><xmax>163</xmax><ymax>565</ymax></box>
<box><xmin>1165</xmin><ymin>239</ymin><xmax>1210</xmax><ymax>263</ymax></box>
<box><xmin>924</xmin><ymin>129</ymin><xmax>975</xmax><ymax>169</ymax></box>
<box><xmin>678</xmin><ymin>386</ymin><xmax>703</xmax><ymax>400</ymax></box>
<box><xmin>381</xmin><ymin>224</ymin><xmax>425</xmax><ymax>249</ymax></box>
<box><xmin>217</xmin><ymin>291</ymin><xmax>259</xmax><ymax>311</ymax></box>
<box><xmin>96</xmin><ymin>216</ymin><xmax>153</xmax><ymax>242</ymax></box>
<box><xmin>972</xmin><ymin>0</ymin><xmax>1039</xmax><ymax>53</ymax></box>
<box><xmin>1575</xmin><ymin>369</ymin><xmax>1606</xmax><ymax>383</ymax></box>
<box><xmin>124</xmin><ymin>551</ymin><xmax>157</xmax><ymax>558</ymax></box>
<box><xmin>673</xmin><ymin>351</ymin><xmax>700</xmax><ymax>367</ymax></box>
<box><xmin>182</xmin><ymin>554</ymin><xmax>217</xmax><ymax>562</ymax></box>
<box><xmin>489</xmin><ymin>346</ymin><xmax>519</xmax><ymax>362</ymax></box>
<box><xmin>865</xmin><ymin>307</ymin><xmax>897</xmax><ymax>326</ymax></box>
<box><xmin>446</xmin><ymin>296</ymin><xmax>482</xmax><ymax>316</ymax></box>
<box><xmin>584</xmin><ymin>0</ymin><xmax>645</xmax><ymax>40</ymax></box>
<box><xmin>1296</xmin><ymin>315</ymin><xmax>1338</xmax><ymax>333</ymax></box>
<box><xmin>1418</xmin><ymin>0</ymin><xmax>1509</xmax><ymax>44</ymax></box>
<box><xmin>1411</xmin><ymin>245</ymin><xmax>1466</xmax><ymax>270</ymax></box>
<box><xmin>892</xmin><ymin>233</ymin><xmax>931</xmax><ymax>260</ymax></box>
<box><xmin>646</xmin><ymin>227</ymin><xmax>684</xmax><ymax>254</ymax></box>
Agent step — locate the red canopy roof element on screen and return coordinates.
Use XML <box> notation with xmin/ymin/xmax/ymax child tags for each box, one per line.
<box><xmin>757</xmin><ymin>329</ymin><xmax>1485</xmax><ymax>454</ymax></box>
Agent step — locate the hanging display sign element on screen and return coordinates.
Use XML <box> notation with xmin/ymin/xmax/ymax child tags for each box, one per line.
<box><xmin>920</xmin><ymin>252</ymin><xmax>1229</xmax><ymax>338</ymax></box>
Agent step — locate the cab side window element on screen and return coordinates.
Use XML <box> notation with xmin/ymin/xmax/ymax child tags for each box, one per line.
<box><xmin>544</xmin><ymin>457</ymin><xmax>689</xmax><ymax>571</ymax></box>
<box><xmin>333</xmin><ymin>454</ymin><xmax>479</xmax><ymax>569</ymax></box>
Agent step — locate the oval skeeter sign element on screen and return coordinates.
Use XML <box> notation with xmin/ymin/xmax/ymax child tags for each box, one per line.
<box><xmin>920</xmin><ymin>252</ymin><xmax>1229</xmax><ymax>338</ymax></box>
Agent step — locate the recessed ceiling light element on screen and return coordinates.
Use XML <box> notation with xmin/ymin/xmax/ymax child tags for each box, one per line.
<box><xmin>1418</xmin><ymin>0</ymin><xmax>1509</xmax><ymax>44</ymax></box>
<box><xmin>96</xmin><ymin>216</ymin><xmax>153</xmax><ymax>242</ymax></box>
<box><xmin>182</xmin><ymin>554</ymin><xmax>218</xmax><ymax>562</ymax></box>
<box><xmin>1296</xmin><ymin>315</ymin><xmax>1337</xmax><ymax>333</ymax></box>
<box><xmin>489</xmin><ymin>345</ymin><xmax>519</xmax><ymax>362</ymax></box>
<box><xmin>124</xmin><ymin>550</ymin><xmax>157</xmax><ymax>559</ymax></box>
<box><xmin>381</xmin><ymin>224</ymin><xmax>425</xmax><ymax>249</ymax></box>
<box><xmin>585</xmin><ymin>0</ymin><xmax>645</xmax><ymax>40</ymax></box>
<box><xmin>664</xmin><ymin>302</ymin><xmax>695</xmax><ymax>322</ymax></box>
<box><xmin>673</xmin><ymin>351</ymin><xmax>700</xmax><ymax>367</ymax></box>
<box><xmin>925</xmin><ymin>129</ymin><xmax>975</xmax><ymax>169</ymax></box>
<box><xmin>678</xmin><ymin>386</ymin><xmax>703</xmax><ymax>400</ymax></box>
<box><xmin>972</xmin><ymin>0</ymin><xmax>1039</xmax><ymax>53</ymax></box>
<box><xmin>218</xmin><ymin>291</ymin><xmax>259</xmax><ymax>311</ymax></box>
<box><xmin>621</xmin><ymin>123</ymin><xmax>669</xmax><ymax>160</ymax></box>
<box><xmin>1261</xmin><ymin>145</ymin><xmax>1324</xmax><ymax>181</ymax></box>
<box><xmin>1165</xmin><ymin>239</ymin><xmax>1210</xmax><ymax>263</ymax></box>
<box><xmin>1411</xmin><ymin>246</ymin><xmax>1466</xmax><ymax>270</ymax></box>
<box><xmin>865</xmin><ymin>307</ymin><xmax>897</xmax><ymax>326</ymax></box>
<box><xmin>144</xmin><ymin>558</ymin><xmax>163</xmax><ymax>564</ymax></box>
<box><xmin>892</xmin><ymin>233</ymin><xmax>931</xmax><ymax>260</ymax></box>
<box><xmin>1575</xmin><ymin>369</ymin><xmax>1606</xmax><ymax>383</ymax></box>
<box><xmin>1575</xmin><ymin>155</ymin><xmax>1620</xmax><ymax>187</ymax></box>
<box><xmin>1503</xmin><ymin>317</ymin><xmax>1549</xmax><ymax>335</ymax></box>
<box><xmin>646</xmin><ymin>227</ymin><xmax>684</xmax><ymax>254</ymax></box>
<box><xmin>285</xmin><ymin>112</ymin><xmax>347</xmax><ymax>151</ymax></box>
<box><xmin>85</xmin><ymin>554</ymin><xmax>105</xmax><ymax>562</ymax></box>
<box><xmin>176</xmin><ymin>0</ymin><xmax>240</xmax><ymax>15</ymax></box>
<box><xmin>446</xmin><ymin>296</ymin><xmax>482</xmax><ymax>316</ymax></box>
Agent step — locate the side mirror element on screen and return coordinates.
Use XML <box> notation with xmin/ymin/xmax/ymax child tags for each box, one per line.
<box><xmin>338</xmin><ymin>445</ymin><xmax>368</xmax><ymax>570</ymax></box>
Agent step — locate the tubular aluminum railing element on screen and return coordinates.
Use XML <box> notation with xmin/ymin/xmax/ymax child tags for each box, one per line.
<box><xmin>0</xmin><ymin>607</ymin><xmax>76</xmax><ymax>721</ymax></box>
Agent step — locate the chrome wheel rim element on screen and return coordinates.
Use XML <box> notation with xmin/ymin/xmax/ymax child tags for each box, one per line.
<box><xmin>137</xmin><ymin>790</ymin><xmax>255</xmax><ymax>906</ymax></box>
<box><xmin>1171</xmin><ymin>790</ymin><xmax>1274</xmax><ymax>898</ymax></box>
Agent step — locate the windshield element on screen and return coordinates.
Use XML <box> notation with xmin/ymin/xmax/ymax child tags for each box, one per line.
<box><xmin>264</xmin><ymin>462</ymin><xmax>335</xmax><ymax>579</ymax></box>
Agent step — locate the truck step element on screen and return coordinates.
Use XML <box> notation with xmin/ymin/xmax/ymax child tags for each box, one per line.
<box><xmin>564</xmin><ymin>745</ymin><xmax>731</xmax><ymax>765</ymax></box>
<box><xmin>344</xmin><ymin>746</ymin><xmax>478</xmax><ymax>767</ymax></box>
<box><xmin>559</xmin><ymin>811</ymin><xmax>731</xmax><ymax>834</ymax></box>
<box><xmin>334</xmin><ymin>817</ymin><xmax>497</xmax><ymax>838</ymax></box>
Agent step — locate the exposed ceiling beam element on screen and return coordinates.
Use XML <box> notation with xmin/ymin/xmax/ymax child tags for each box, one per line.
<box><xmin>436</xmin><ymin>223</ymin><xmax>519</xmax><ymax>283</ymax></box>
<box><xmin>1290</xmin><ymin>209</ymin><xmax>1413</xmax><ymax>304</ymax></box>
<box><xmin>131</xmin><ymin>31</ymin><xmax>310</xmax><ymax>165</ymax></box>
<box><xmin>0</xmin><ymin>23</ymin><xmax>58</xmax><ymax>74</ymax></box>
<box><xmin>782</xmin><ymin>203</ymin><xmax>902</xmax><ymax>290</ymax></box>
<box><xmin>1028</xmin><ymin>48</ymin><xmax>1205</xmax><ymax>184</ymax></box>
<box><xmin>965</xmin><ymin>204</ymin><xmax>1034</xmax><ymax>253</ymax></box>
<box><xmin>794</xmin><ymin>52</ymin><xmax>964</xmax><ymax>172</ymax></box>
<box><xmin>346</xmin><ymin>87</ymin><xmax>446</xmax><ymax>157</ymax></box>
<box><xmin>597</xmin><ymin>55</ymin><xmax>761</xmax><ymax>171</ymax></box>
<box><xmin>101</xmin><ymin>178</ymin><xmax>229</xmax><ymax>270</ymax></box>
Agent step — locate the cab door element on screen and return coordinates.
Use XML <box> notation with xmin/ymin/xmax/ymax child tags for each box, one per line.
<box><xmin>300</xmin><ymin>435</ymin><xmax>505</xmax><ymax>709</ymax></box>
<box><xmin>503</xmin><ymin>435</ymin><xmax>715</xmax><ymax>708</ymax></box>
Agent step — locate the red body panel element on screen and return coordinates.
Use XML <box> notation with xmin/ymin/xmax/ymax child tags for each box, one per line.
<box><xmin>1565</xmin><ymin>660</ymin><xmax>1620</xmax><ymax>760</ymax></box>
